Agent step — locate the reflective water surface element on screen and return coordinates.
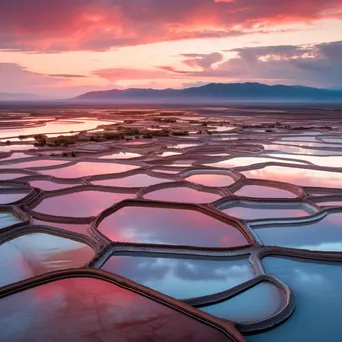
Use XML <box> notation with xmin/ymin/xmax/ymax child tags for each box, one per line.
<box><xmin>0</xmin><ymin>119</ymin><xmax>116</xmax><ymax>140</ymax></box>
<box><xmin>29</xmin><ymin>180</ymin><xmax>82</xmax><ymax>191</ymax></box>
<box><xmin>40</xmin><ymin>162</ymin><xmax>139</xmax><ymax>178</ymax></box>
<box><xmin>242</xmin><ymin>166</ymin><xmax>342</xmax><ymax>188</ymax></box>
<box><xmin>92</xmin><ymin>174</ymin><xmax>171</xmax><ymax>188</ymax></box>
<box><xmin>201</xmin><ymin>282</ymin><xmax>285</xmax><ymax>323</ymax></box>
<box><xmin>4</xmin><ymin>107</ymin><xmax>342</xmax><ymax>340</ymax></box>
<box><xmin>31</xmin><ymin>218</ymin><xmax>90</xmax><ymax>235</ymax></box>
<box><xmin>234</xmin><ymin>185</ymin><xmax>297</xmax><ymax>199</ymax></box>
<box><xmin>152</xmin><ymin>168</ymin><xmax>181</xmax><ymax>174</ymax></box>
<box><xmin>204</xmin><ymin>157</ymin><xmax>304</xmax><ymax>169</ymax></box>
<box><xmin>222</xmin><ymin>203</ymin><xmax>315</xmax><ymax>220</ymax></box>
<box><xmin>33</xmin><ymin>191</ymin><xmax>135</xmax><ymax>218</ymax></box>
<box><xmin>185</xmin><ymin>173</ymin><xmax>235</xmax><ymax>187</ymax></box>
<box><xmin>0</xmin><ymin>159</ymin><xmax>69</xmax><ymax>170</ymax></box>
<box><xmin>0</xmin><ymin>277</ymin><xmax>233</xmax><ymax>342</ymax></box>
<box><xmin>144</xmin><ymin>187</ymin><xmax>221</xmax><ymax>203</ymax></box>
<box><xmin>262</xmin><ymin>144</ymin><xmax>342</xmax><ymax>155</ymax></box>
<box><xmin>0</xmin><ymin>152</ymin><xmax>30</xmax><ymax>161</ymax></box>
<box><xmin>316</xmin><ymin>200</ymin><xmax>342</xmax><ymax>206</ymax></box>
<box><xmin>280</xmin><ymin>136</ymin><xmax>318</xmax><ymax>142</ymax></box>
<box><xmin>0</xmin><ymin>211</ymin><xmax>22</xmax><ymax>229</ymax></box>
<box><xmin>102</xmin><ymin>253</ymin><xmax>254</xmax><ymax>299</ymax></box>
<box><xmin>174</xmin><ymin>144</ymin><xmax>200</xmax><ymax>149</ymax></box>
<box><xmin>0</xmin><ymin>233</ymin><xmax>94</xmax><ymax>287</ymax></box>
<box><xmin>0</xmin><ymin>173</ymin><xmax>32</xmax><ymax>180</ymax></box>
<box><xmin>249</xmin><ymin>257</ymin><xmax>342</xmax><ymax>342</ymax></box>
<box><xmin>99</xmin><ymin>152</ymin><xmax>142</xmax><ymax>159</ymax></box>
<box><xmin>266</xmin><ymin>154</ymin><xmax>342</xmax><ymax>168</ymax></box>
<box><xmin>98</xmin><ymin>206</ymin><xmax>248</xmax><ymax>247</ymax></box>
<box><xmin>0</xmin><ymin>191</ymin><xmax>30</xmax><ymax>204</ymax></box>
<box><xmin>253</xmin><ymin>213</ymin><xmax>342</xmax><ymax>251</ymax></box>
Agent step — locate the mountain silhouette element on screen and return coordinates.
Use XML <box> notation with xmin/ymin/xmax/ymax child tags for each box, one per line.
<box><xmin>74</xmin><ymin>82</ymin><xmax>342</xmax><ymax>102</ymax></box>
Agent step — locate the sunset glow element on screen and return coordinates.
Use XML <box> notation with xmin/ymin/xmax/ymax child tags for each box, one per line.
<box><xmin>1</xmin><ymin>0</ymin><xmax>342</xmax><ymax>97</ymax></box>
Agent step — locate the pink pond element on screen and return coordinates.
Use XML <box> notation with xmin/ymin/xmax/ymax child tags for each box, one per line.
<box><xmin>33</xmin><ymin>191</ymin><xmax>135</xmax><ymax>218</ymax></box>
<box><xmin>144</xmin><ymin>187</ymin><xmax>221</xmax><ymax>203</ymax></box>
<box><xmin>31</xmin><ymin>218</ymin><xmax>90</xmax><ymax>236</ymax></box>
<box><xmin>0</xmin><ymin>152</ymin><xmax>30</xmax><ymax>161</ymax></box>
<box><xmin>0</xmin><ymin>278</ymin><xmax>231</xmax><ymax>341</ymax></box>
<box><xmin>0</xmin><ymin>159</ymin><xmax>69</xmax><ymax>169</ymax></box>
<box><xmin>185</xmin><ymin>173</ymin><xmax>235</xmax><ymax>187</ymax></box>
<box><xmin>29</xmin><ymin>180</ymin><xmax>82</xmax><ymax>191</ymax></box>
<box><xmin>40</xmin><ymin>162</ymin><xmax>139</xmax><ymax>179</ymax></box>
<box><xmin>92</xmin><ymin>174</ymin><xmax>171</xmax><ymax>188</ymax></box>
<box><xmin>242</xmin><ymin>166</ymin><xmax>342</xmax><ymax>188</ymax></box>
<box><xmin>98</xmin><ymin>206</ymin><xmax>248</xmax><ymax>247</ymax></box>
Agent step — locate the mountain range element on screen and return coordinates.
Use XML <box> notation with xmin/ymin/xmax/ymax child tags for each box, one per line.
<box><xmin>74</xmin><ymin>83</ymin><xmax>342</xmax><ymax>102</ymax></box>
<box><xmin>0</xmin><ymin>93</ymin><xmax>41</xmax><ymax>101</ymax></box>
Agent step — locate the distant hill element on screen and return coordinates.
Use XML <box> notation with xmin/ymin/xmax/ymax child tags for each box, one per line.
<box><xmin>74</xmin><ymin>83</ymin><xmax>342</xmax><ymax>102</ymax></box>
<box><xmin>0</xmin><ymin>93</ymin><xmax>40</xmax><ymax>101</ymax></box>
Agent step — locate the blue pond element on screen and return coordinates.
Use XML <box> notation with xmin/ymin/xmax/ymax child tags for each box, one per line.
<box><xmin>102</xmin><ymin>253</ymin><xmax>254</xmax><ymax>299</ymax></box>
<box><xmin>248</xmin><ymin>257</ymin><xmax>342</xmax><ymax>342</ymax></box>
<box><xmin>253</xmin><ymin>212</ymin><xmax>342</xmax><ymax>251</ymax></box>
<box><xmin>201</xmin><ymin>281</ymin><xmax>284</xmax><ymax>323</ymax></box>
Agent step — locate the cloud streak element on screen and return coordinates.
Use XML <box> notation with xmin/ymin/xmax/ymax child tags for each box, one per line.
<box><xmin>92</xmin><ymin>68</ymin><xmax>186</xmax><ymax>82</ymax></box>
<box><xmin>46</xmin><ymin>74</ymin><xmax>87</xmax><ymax>78</ymax></box>
<box><xmin>0</xmin><ymin>63</ymin><xmax>109</xmax><ymax>98</ymax></box>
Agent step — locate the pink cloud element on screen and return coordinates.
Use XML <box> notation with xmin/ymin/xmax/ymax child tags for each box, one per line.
<box><xmin>1</xmin><ymin>0</ymin><xmax>341</xmax><ymax>52</ymax></box>
<box><xmin>92</xmin><ymin>68</ymin><xmax>185</xmax><ymax>82</ymax></box>
<box><xmin>181</xmin><ymin>53</ymin><xmax>224</xmax><ymax>70</ymax></box>
<box><xmin>0</xmin><ymin>63</ymin><xmax>110</xmax><ymax>98</ymax></box>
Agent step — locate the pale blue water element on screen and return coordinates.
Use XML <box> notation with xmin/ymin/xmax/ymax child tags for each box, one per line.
<box><xmin>234</xmin><ymin>185</ymin><xmax>297</xmax><ymax>199</ymax></box>
<box><xmin>201</xmin><ymin>281</ymin><xmax>284</xmax><ymax>323</ymax></box>
<box><xmin>0</xmin><ymin>211</ymin><xmax>22</xmax><ymax>229</ymax></box>
<box><xmin>223</xmin><ymin>203</ymin><xmax>314</xmax><ymax>220</ymax></box>
<box><xmin>102</xmin><ymin>253</ymin><xmax>254</xmax><ymax>299</ymax></box>
<box><xmin>0</xmin><ymin>191</ymin><xmax>30</xmax><ymax>204</ymax></box>
<box><xmin>254</xmin><ymin>213</ymin><xmax>342</xmax><ymax>251</ymax></box>
<box><xmin>248</xmin><ymin>257</ymin><xmax>342</xmax><ymax>342</ymax></box>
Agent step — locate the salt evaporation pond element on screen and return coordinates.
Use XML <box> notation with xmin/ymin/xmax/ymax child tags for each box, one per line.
<box><xmin>1</xmin><ymin>106</ymin><xmax>342</xmax><ymax>340</ymax></box>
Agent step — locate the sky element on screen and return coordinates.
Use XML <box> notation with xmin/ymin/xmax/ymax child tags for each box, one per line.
<box><xmin>1</xmin><ymin>0</ymin><xmax>342</xmax><ymax>98</ymax></box>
